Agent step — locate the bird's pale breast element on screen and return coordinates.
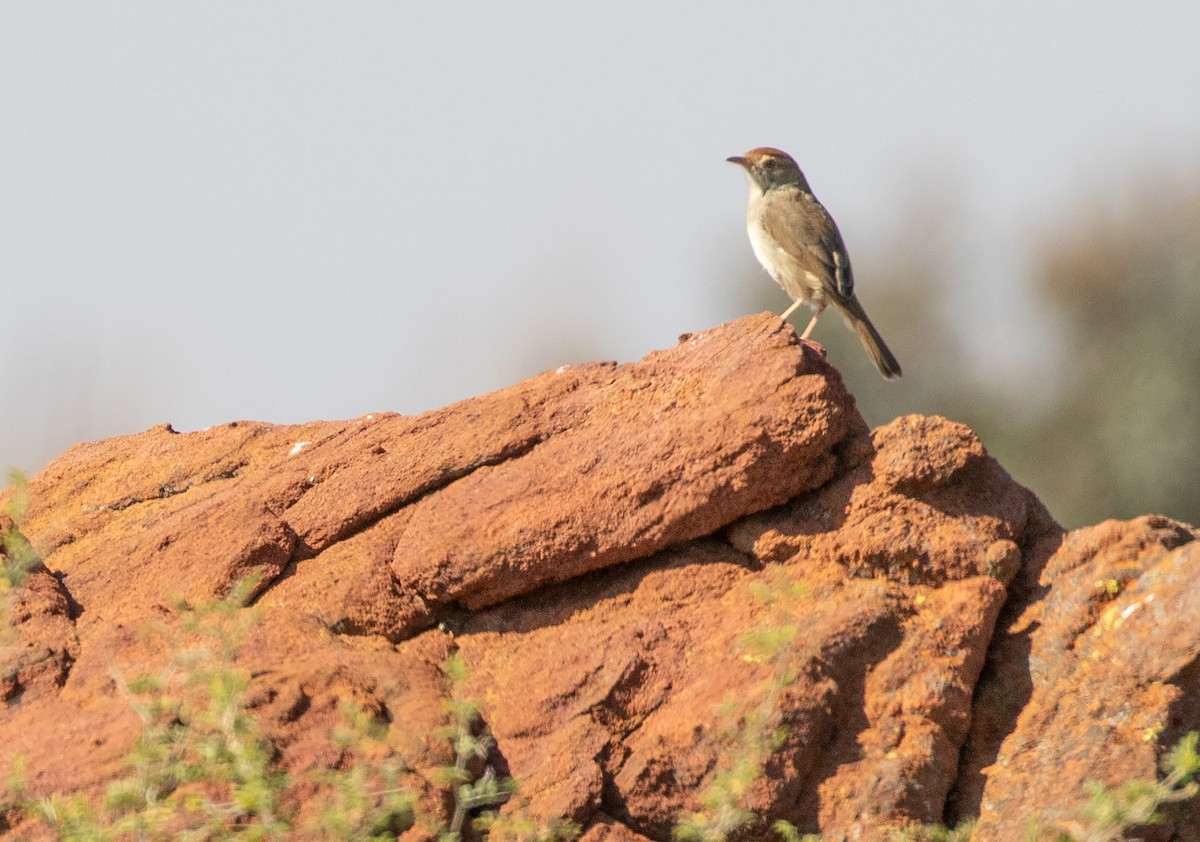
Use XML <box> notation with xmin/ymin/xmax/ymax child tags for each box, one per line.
<box><xmin>745</xmin><ymin>192</ymin><xmax>823</xmax><ymax>306</ymax></box>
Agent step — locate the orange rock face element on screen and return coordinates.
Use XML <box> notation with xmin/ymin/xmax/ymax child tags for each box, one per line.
<box><xmin>956</xmin><ymin>515</ymin><xmax>1200</xmax><ymax>838</ymax></box>
<box><xmin>2</xmin><ymin>314</ymin><xmax>1197</xmax><ymax>841</ymax></box>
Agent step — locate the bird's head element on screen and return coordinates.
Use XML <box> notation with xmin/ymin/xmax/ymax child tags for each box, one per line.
<box><xmin>726</xmin><ymin>147</ymin><xmax>811</xmax><ymax>193</ymax></box>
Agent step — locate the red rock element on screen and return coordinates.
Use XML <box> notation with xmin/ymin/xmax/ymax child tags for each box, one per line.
<box><xmin>2</xmin><ymin>315</ymin><xmax>1197</xmax><ymax>841</ymax></box>
<box><xmin>958</xmin><ymin>515</ymin><xmax>1200</xmax><ymax>840</ymax></box>
<box><xmin>1</xmin><ymin>567</ymin><xmax>78</xmax><ymax>703</ymax></box>
<box><xmin>579</xmin><ymin>815</ymin><xmax>656</xmax><ymax>841</ymax></box>
<box><xmin>388</xmin><ymin>315</ymin><xmax>864</xmax><ymax>630</ymax></box>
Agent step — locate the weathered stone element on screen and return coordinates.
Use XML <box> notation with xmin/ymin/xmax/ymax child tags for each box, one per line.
<box><xmin>959</xmin><ymin>516</ymin><xmax>1200</xmax><ymax>840</ymax></box>
<box><xmin>3</xmin><ymin>315</ymin><xmax>1197</xmax><ymax>841</ymax></box>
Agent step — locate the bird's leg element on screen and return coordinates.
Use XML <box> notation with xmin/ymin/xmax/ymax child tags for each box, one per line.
<box><xmin>800</xmin><ymin>304</ymin><xmax>826</xmax><ymax>340</ymax></box>
<box><xmin>780</xmin><ymin>299</ymin><xmax>805</xmax><ymax>321</ymax></box>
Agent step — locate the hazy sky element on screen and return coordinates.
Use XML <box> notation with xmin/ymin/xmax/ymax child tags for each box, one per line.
<box><xmin>3</xmin><ymin>3</ymin><xmax>1199</xmax><ymax>476</ymax></box>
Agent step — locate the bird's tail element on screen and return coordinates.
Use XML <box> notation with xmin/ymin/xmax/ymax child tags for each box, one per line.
<box><xmin>839</xmin><ymin>297</ymin><xmax>902</xmax><ymax>380</ymax></box>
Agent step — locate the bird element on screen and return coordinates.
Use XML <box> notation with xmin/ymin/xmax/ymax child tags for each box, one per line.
<box><xmin>727</xmin><ymin>147</ymin><xmax>902</xmax><ymax>379</ymax></box>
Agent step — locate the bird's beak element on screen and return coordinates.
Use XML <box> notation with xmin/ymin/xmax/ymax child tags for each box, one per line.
<box><xmin>726</xmin><ymin>155</ymin><xmax>746</xmax><ymax>167</ymax></box>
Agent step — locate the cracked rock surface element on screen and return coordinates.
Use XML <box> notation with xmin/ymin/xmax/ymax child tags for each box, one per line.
<box><xmin>3</xmin><ymin>314</ymin><xmax>1198</xmax><ymax>841</ymax></box>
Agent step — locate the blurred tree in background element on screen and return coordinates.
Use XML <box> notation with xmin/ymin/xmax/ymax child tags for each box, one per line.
<box><xmin>742</xmin><ymin>169</ymin><xmax>1200</xmax><ymax>529</ymax></box>
<box><xmin>1020</xmin><ymin>173</ymin><xmax>1200</xmax><ymax>527</ymax></box>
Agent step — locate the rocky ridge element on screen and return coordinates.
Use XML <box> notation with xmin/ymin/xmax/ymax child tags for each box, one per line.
<box><xmin>2</xmin><ymin>314</ymin><xmax>1198</xmax><ymax>840</ymax></box>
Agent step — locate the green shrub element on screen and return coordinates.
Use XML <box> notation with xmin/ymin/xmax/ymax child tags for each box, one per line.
<box><xmin>306</xmin><ymin>703</ymin><xmax>415</xmax><ymax>840</ymax></box>
<box><xmin>25</xmin><ymin>574</ymin><xmax>289</xmax><ymax>840</ymax></box>
<box><xmin>2</xmin><ymin>469</ymin><xmax>42</xmax><ymax>650</ymax></box>
<box><xmin>432</xmin><ymin>651</ymin><xmax>579</xmax><ymax>842</ymax></box>
<box><xmin>1037</xmin><ymin>731</ymin><xmax>1200</xmax><ymax>841</ymax></box>
<box><xmin>1</xmin><ymin>470</ymin><xmax>39</xmax><ymax>589</ymax></box>
<box><xmin>674</xmin><ymin>569</ymin><xmax>806</xmax><ymax>842</ymax></box>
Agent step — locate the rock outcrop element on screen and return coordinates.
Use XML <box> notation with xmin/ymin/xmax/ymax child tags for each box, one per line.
<box><xmin>2</xmin><ymin>314</ymin><xmax>1197</xmax><ymax>840</ymax></box>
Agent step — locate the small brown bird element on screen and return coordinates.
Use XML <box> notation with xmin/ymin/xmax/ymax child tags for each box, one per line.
<box><xmin>727</xmin><ymin>147</ymin><xmax>902</xmax><ymax>379</ymax></box>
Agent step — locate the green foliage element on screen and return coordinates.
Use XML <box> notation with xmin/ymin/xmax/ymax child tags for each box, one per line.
<box><xmin>2</xmin><ymin>469</ymin><xmax>40</xmax><ymax>592</ymax></box>
<box><xmin>1057</xmin><ymin>731</ymin><xmax>1200</xmax><ymax>841</ymax></box>
<box><xmin>2</xmin><ymin>756</ymin><xmax>28</xmax><ymax>834</ymax></box>
<box><xmin>1026</xmin><ymin>732</ymin><xmax>1200</xmax><ymax>841</ymax></box>
<box><xmin>26</xmin><ymin>573</ymin><xmax>290</xmax><ymax>840</ymax></box>
<box><xmin>306</xmin><ymin>703</ymin><xmax>415</xmax><ymax>840</ymax></box>
<box><xmin>473</xmin><ymin>812</ymin><xmax>581</xmax><ymax>842</ymax></box>
<box><xmin>7</xmin><ymin>602</ymin><xmax>582</xmax><ymax>841</ymax></box>
<box><xmin>771</xmin><ymin>820</ymin><xmax>817</xmax><ymax>842</ymax></box>
<box><xmin>885</xmin><ymin>820</ymin><xmax>976</xmax><ymax>841</ymax></box>
<box><xmin>673</xmin><ymin>568</ymin><xmax>806</xmax><ymax>842</ymax></box>
<box><xmin>432</xmin><ymin>650</ymin><xmax>578</xmax><ymax>842</ymax></box>
<box><xmin>435</xmin><ymin>650</ymin><xmax>511</xmax><ymax>839</ymax></box>
<box><xmin>773</xmin><ymin>819</ymin><xmax>975</xmax><ymax>842</ymax></box>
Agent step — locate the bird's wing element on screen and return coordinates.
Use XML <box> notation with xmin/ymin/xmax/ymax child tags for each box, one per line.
<box><xmin>759</xmin><ymin>190</ymin><xmax>856</xmax><ymax>300</ymax></box>
<box><xmin>829</xmin><ymin>246</ymin><xmax>854</xmax><ymax>299</ymax></box>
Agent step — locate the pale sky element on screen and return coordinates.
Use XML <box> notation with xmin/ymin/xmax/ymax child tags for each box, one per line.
<box><xmin>3</xmin><ymin>3</ymin><xmax>1200</xmax><ymax>477</ymax></box>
